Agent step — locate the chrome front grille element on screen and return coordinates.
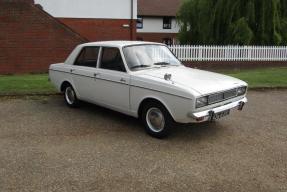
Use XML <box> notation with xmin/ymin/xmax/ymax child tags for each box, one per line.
<box><xmin>224</xmin><ymin>89</ymin><xmax>237</xmax><ymax>99</ymax></box>
<box><xmin>208</xmin><ymin>88</ymin><xmax>238</xmax><ymax>104</ymax></box>
<box><xmin>208</xmin><ymin>93</ymin><xmax>224</xmax><ymax>104</ymax></box>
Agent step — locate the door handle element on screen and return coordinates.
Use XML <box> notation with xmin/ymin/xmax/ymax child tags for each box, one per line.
<box><xmin>70</xmin><ymin>69</ymin><xmax>75</xmax><ymax>73</ymax></box>
<box><xmin>120</xmin><ymin>78</ymin><xmax>126</xmax><ymax>83</ymax></box>
<box><xmin>94</xmin><ymin>73</ymin><xmax>100</xmax><ymax>77</ymax></box>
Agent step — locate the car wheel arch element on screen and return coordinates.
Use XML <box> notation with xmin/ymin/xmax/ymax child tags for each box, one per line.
<box><xmin>60</xmin><ymin>81</ymin><xmax>73</xmax><ymax>92</ymax></box>
<box><xmin>137</xmin><ymin>97</ymin><xmax>175</xmax><ymax>121</ymax></box>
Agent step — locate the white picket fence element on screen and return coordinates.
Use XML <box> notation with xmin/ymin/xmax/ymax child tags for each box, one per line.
<box><xmin>169</xmin><ymin>45</ymin><xmax>287</xmax><ymax>61</ymax></box>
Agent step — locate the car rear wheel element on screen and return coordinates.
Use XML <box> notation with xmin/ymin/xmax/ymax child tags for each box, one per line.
<box><xmin>141</xmin><ymin>102</ymin><xmax>173</xmax><ymax>138</ymax></box>
<box><xmin>64</xmin><ymin>85</ymin><xmax>79</xmax><ymax>107</ymax></box>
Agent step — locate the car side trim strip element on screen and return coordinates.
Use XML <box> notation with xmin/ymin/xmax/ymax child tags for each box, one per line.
<box><xmin>49</xmin><ymin>69</ymin><xmax>94</xmax><ymax>79</ymax></box>
<box><xmin>130</xmin><ymin>85</ymin><xmax>191</xmax><ymax>100</ymax></box>
<box><xmin>49</xmin><ymin>69</ymin><xmax>191</xmax><ymax>100</ymax></box>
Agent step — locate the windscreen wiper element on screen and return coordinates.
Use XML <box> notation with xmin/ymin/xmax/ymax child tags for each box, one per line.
<box><xmin>153</xmin><ymin>62</ymin><xmax>170</xmax><ymax>66</ymax></box>
<box><xmin>130</xmin><ymin>65</ymin><xmax>151</xmax><ymax>69</ymax></box>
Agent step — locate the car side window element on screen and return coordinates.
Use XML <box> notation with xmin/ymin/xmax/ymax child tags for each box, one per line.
<box><xmin>99</xmin><ymin>47</ymin><xmax>126</xmax><ymax>72</ymax></box>
<box><xmin>74</xmin><ymin>47</ymin><xmax>99</xmax><ymax>68</ymax></box>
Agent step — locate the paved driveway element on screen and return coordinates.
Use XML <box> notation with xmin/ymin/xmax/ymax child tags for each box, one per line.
<box><xmin>0</xmin><ymin>91</ymin><xmax>286</xmax><ymax>192</ymax></box>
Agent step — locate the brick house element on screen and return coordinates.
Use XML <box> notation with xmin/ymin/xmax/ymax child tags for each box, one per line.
<box><xmin>136</xmin><ymin>0</ymin><xmax>183</xmax><ymax>45</ymax></box>
<box><xmin>0</xmin><ymin>0</ymin><xmax>183</xmax><ymax>74</ymax></box>
<box><xmin>35</xmin><ymin>0</ymin><xmax>137</xmax><ymax>41</ymax></box>
<box><xmin>0</xmin><ymin>0</ymin><xmax>137</xmax><ymax>74</ymax></box>
<box><xmin>0</xmin><ymin>0</ymin><xmax>86</xmax><ymax>74</ymax></box>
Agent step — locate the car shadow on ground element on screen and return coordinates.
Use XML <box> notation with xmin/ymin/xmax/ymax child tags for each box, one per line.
<box><xmin>172</xmin><ymin>122</ymin><xmax>224</xmax><ymax>141</ymax></box>
<box><xmin>71</xmin><ymin>99</ymin><xmax>224</xmax><ymax>140</ymax></box>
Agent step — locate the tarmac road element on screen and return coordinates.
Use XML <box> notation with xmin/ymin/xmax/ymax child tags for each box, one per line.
<box><xmin>0</xmin><ymin>90</ymin><xmax>286</xmax><ymax>192</ymax></box>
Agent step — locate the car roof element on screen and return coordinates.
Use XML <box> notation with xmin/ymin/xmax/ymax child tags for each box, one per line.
<box><xmin>65</xmin><ymin>41</ymin><xmax>167</xmax><ymax>65</ymax></box>
<box><xmin>80</xmin><ymin>41</ymin><xmax>165</xmax><ymax>48</ymax></box>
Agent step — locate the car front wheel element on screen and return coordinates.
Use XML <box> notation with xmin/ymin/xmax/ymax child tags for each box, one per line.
<box><xmin>141</xmin><ymin>102</ymin><xmax>174</xmax><ymax>138</ymax></box>
<box><xmin>64</xmin><ymin>85</ymin><xmax>79</xmax><ymax>107</ymax></box>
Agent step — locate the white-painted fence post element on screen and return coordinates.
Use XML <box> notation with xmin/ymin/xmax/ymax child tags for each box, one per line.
<box><xmin>169</xmin><ymin>45</ymin><xmax>287</xmax><ymax>62</ymax></box>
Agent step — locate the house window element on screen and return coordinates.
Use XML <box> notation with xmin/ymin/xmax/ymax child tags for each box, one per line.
<box><xmin>163</xmin><ymin>17</ymin><xmax>172</xmax><ymax>29</ymax></box>
<box><xmin>137</xmin><ymin>17</ymin><xmax>143</xmax><ymax>29</ymax></box>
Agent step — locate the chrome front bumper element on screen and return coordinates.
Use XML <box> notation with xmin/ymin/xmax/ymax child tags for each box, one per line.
<box><xmin>189</xmin><ymin>97</ymin><xmax>248</xmax><ymax>122</ymax></box>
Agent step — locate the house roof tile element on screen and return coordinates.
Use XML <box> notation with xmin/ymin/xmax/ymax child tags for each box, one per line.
<box><xmin>138</xmin><ymin>0</ymin><xmax>183</xmax><ymax>17</ymax></box>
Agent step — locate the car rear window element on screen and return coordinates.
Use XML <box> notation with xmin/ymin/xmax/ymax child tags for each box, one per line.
<box><xmin>74</xmin><ymin>47</ymin><xmax>99</xmax><ymax>68</ymax></box>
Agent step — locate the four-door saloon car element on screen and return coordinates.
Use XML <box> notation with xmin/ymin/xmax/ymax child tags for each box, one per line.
<box><xmin>49</xmin><ymin>41</ymin><xmax>248</xmax><ymax>138</ymax></box>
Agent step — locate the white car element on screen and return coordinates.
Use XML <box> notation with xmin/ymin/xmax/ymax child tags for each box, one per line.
<box><xmin>49</xmin><ymin>41</ymin><xmax>248</xmax><ymax>138</ymax></box>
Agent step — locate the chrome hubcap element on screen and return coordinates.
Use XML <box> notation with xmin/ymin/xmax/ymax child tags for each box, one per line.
<box><xmin>65</xmin><ymin>87</ymin><xmax>75</xmax><ymax>105</ymax></box>
<box><xmin>146</xmin><ymin>107</ymin><xmax>165</xmax><ymax>132</ymax></box>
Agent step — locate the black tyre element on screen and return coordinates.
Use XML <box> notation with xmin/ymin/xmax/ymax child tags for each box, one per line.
<box><xmin>141</xmin><ymin>101</ymin><xmax>174</xmax><ymax>138</ymax></box>
<box><xmin>64</xmin><ymin>85</ymin><xmax>79</xmax><ymax>108</ymax></box>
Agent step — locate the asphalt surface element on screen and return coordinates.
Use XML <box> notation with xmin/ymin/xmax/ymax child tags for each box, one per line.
<box><xmin>0</xmin><ymin>91</ymin><xmax>286</xmax><ymax>192</ymax></box>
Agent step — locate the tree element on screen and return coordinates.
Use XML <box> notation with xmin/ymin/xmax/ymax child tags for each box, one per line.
<box><xmin>177</xmin><ymin>0</ymin><xmax>287</xmax><ymax>45</ymax></box>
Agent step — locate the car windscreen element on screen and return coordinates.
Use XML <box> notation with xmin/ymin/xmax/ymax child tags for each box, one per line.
<box><xmin>123</xmin><ymin>45</ymin><xmax>182</xmax><ymax>71</ymax></box>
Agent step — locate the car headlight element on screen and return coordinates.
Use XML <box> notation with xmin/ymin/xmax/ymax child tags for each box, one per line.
<box><xmin>237</xmin><ymin>86</ymin><xmax>247</xmax><ymax>96</ymax></box>
<box><xmin>196</xmin><ymin>96</ymin><xmax>208</xmax><ymax>108</ymax></box>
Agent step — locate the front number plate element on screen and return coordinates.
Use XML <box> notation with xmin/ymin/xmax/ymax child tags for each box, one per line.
<box><xmin>214</xmin><ymin>110</ymin><xmax>230</xmax><ymax>120</ymax></box>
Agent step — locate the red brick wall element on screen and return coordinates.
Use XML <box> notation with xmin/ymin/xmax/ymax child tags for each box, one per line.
<box><xmin>136</xmin><ymin>32</ymin><xmax>177</xmax><ymax>43</ymax></box>
<box><xmin>59</xmin><ymin>18</ymin><xmax>137</xmax><ymax>42</ymax></box>
<box><xmin>3</xmin><ymin>0</ymin><xmax>34</xmax><ymax>2</ymax></box>
<box><xmin>0</xmin><ymin>1</ymin><xmax>86</xmax><ymax>74</ymax></box>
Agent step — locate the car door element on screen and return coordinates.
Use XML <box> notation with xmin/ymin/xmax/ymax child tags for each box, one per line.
<box><xmin>95</xmin><ymin>47</ymin><xmax>130</xmax><ymax>113</ymax></box>
<box><xmin>70</xmin><ymin>46</ymin><xmax>100</xmax><ymax>102</ymax></box>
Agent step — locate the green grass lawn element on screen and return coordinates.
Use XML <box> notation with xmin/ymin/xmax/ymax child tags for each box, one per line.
<box><xmin>0</xmin><ymin>74</ymin><xmax>56</xmax><ymax>95</ymax></box>
<box><xmin>221</xmin><ymin>67</ymin><xmax>287</xmax><ymax>88</ymax></box>
<box><xmin>0</xmin><ymin>67</ymin><xmax>286</xmax><ymax>95</ymax></box>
